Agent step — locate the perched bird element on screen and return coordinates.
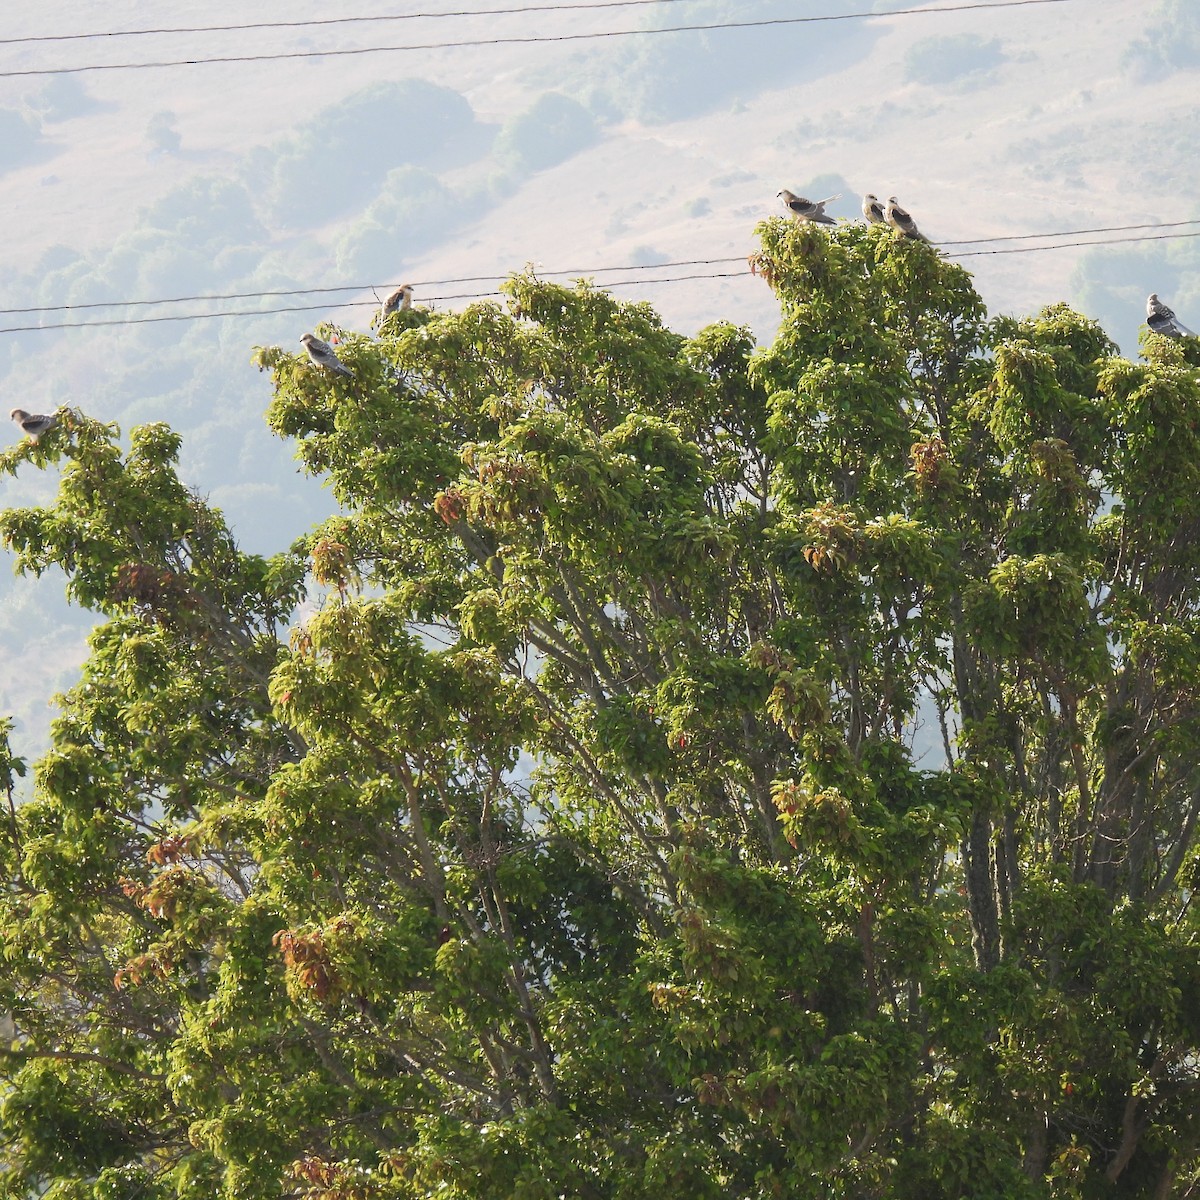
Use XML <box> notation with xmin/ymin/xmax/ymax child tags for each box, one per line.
<box><xmin>885</xmin><ymin>196</ymin><xmax>927</xmax><ymax>241</ymax></box>
<box><xmin>778</xmin><ymin>189</ymin><xmax>840</xmax><ymax>225</ymax></box>
<box><xmin>10</xmin><ymin>408</ymin><xmax>55</xmax><ymax>442</ymax></box>
<box><xmin>862</xmin><ymin>193</ymin><xmax>887</xmax><ymax>224</ymax></box>
<box><xmin>300</xmin><ymin>332</ymin><xmax>354</xmax><ymax>377</ymax></box>
<box><xmin>1146</xmin><ymin>293</ymin><xmax>1194</xmax><ymax>338</ymax></box>
<box><xmin>382</xmin><ymin>284</ymin><xmax>414</xmax><ymax>318</ymax></box>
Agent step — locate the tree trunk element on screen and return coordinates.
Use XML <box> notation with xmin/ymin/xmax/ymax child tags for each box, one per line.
<box><xmin>964</xmin><ymin>810</ymin><xmax>1000</xmax><ymax>971</ymax></box>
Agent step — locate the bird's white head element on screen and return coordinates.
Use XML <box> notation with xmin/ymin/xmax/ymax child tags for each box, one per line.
<box><xmin>9</xmin><ymin>408</ymin><xmax>29</xmax><ymax>422</ymax></box>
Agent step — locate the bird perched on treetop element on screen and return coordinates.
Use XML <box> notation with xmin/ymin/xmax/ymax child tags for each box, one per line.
<box><xmin>1146</xmin><ymin>293</ymin><xmax>1194</xmax><ymax>338</ymax></box>
<box><xmin>862</xmin><ymin>194</ymin><xmax>886</xmax><ymax>224</ymax></box>
<box><xmin>300</xmin><ymin>333</ymin><xmax>354</xmax><ymax>377</ymax></box>
<box><xmin>777</xmin><ymin>189</ymin><xmax>840</xmax><ymax>225</ymax></box>
<box><xmin>382</xmin><ymin>284</ymin><xmax>414</xmax><ymax>318</ymax></box>
<box><xmin>10</xmin><ymin>408</ymin><xmax>55</xmax><ymax>443</ymax></box>
<box><xmin>885</xmin><ymin>196</ymin><xmax>927</xmax><ymax>241</ymax></box>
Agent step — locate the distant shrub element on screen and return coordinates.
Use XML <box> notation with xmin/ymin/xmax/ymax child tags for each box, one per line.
<box><xmin>629</xmin><ymin>245</ymin><xmax>668</xmax><ymax>267</ymax></box>
<box><xmin>146</xmin><ymin>112</ymin><xmax>182</xmax><ymax>155</ymax></box>
<box><xmin>334</xmin><ymin>167</ymin><xmax>472</xmax><ymax>277</ymax></box>
<box><xmin>0</xmin><ymin>109</ymin><xmax>42</xmax><ymax>173</ymax></box>
<box><xmin>494</xmin><ymin>93</ymin><xmax>599</xmax><ymax>173</ymax></box>
<box><xmin>1125</xmin><ymin>0</ymin><xmax>1200</xmax><ymax>76</ymax></box>
<box><xmin>141</xmin><ymin>177</ymin><xmax>266</xmax><ymax>247</ymax></box>
<box><xmin>43</xmin><ymin>178</ymin><xmax>271</xmax><ymax>301</ymax></box>
<box><xmin>260</xmin><ymin>81</ymin><xmax>483</xmax><ymax>227</ymax></box>
<box><xmin>606</xmin><ymin>0</ymin><xmax>878</xmax><ymax>123</ymax></box>
<box><xmin>903</xmin><ymin>34</ymin><xmax>1006</xmax><ymax>85</ymax></box>
<box><xmin>28</xmin><ymin>76</ymin><xmax>99</xmax><ymax>122</ymax></box>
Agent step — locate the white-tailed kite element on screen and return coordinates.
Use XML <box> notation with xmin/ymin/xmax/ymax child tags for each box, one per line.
<box><xmin>862</xmin><ymin>194</ymin><xmax>886</xmax><ymax>224</ymax></box>
<box><xmin>10</xmin><ymin>408</ymin><xmax>55</xmax><ymax>442</ymax></box>
<box><xmin>382</xmin><ymin>284</ymin><xmax>414</xmax><ymax>318</ymax></box>
<box><xmin>1146</xmin><ymin>293</ymin><xmax>1194</xmax><ymax>338</ymax></box>
<box><xmin>778</xmin><ymin>189</ymin><xmax>840</xmax><ymax>225</ymax></box>
<box><xmin>300</xmin><ymin>333</ymin><xmax>354</xmax><ymax>377</ymax></box>
<box><xmin>886</xmin><ymin>196</ymin><xmax>927</xmax><ymax>241</ymax></box>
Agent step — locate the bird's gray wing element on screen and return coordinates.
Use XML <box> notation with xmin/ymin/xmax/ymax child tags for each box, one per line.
<box><xmin>1149</xmin><ymin>311</ymin><xmax>1190</xmax><ymax>337</ymax></box>
<box><xmin>17</xmin><ymin>413</ymin><xmax>54</xmax><ymax>437</ymax></box>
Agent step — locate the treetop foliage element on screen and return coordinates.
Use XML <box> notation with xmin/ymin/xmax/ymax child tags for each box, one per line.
<box><xmin>1</xmin><ymin>218</ymin><xmax>1199</xmax><ymax>1199</ymax></box>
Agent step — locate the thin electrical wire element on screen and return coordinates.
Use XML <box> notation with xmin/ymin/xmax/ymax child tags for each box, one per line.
<box><xmin>4</xmin><ymin>226</ymin><xmax>1198</xmax><ymax>336</ymax></box>
<box><xmin>0</xmin><ymin>296</ymin><xmax>487</xmax><ymax>335</ymax></box>
<box><xmin>0</xmin><ymin>0</ymin><xmax>696</xmax><ymax>46</ymax></box>
<box><xmin>5</xmin><ymin>221</ymin><xmax>1197</xmax><ymax>321</ymax></box>
<box><xmin>9</xmin><ymin>224</ymin><xmax>1200</xmax><ymax>338</ymax></box>
<box><xmin>936</xmin><ymin>218</ymin><xmax>1200</xmax><ymax>247</ymax></box>
<box><xmin>0</xmin><ymin>258</ymin><xmax>748</xmax><ymax>317</ymax></box>
<box><xmin>0</xmin><ymin>0</ymin><xmax>1077</xmax><ymax>78</ymax></box>
<box><xmin>0</xmin><ymin>271</ymin><xmax>752</xmax><ymax>334</ymax></box>
<box><xmin>950</xmin><ymin>229</ymin><xmax>1200</xmax><ymax>257</ymax></box>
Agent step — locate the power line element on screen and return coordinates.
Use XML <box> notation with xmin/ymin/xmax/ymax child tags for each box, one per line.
<box><xmin>5</xmin><ymin>219</ymin><xmax>1198</xmax><ymax>336</ymax></box>
<box><xmin>0</xmin><ymin>295</ymin><xmax>489</xmax><ymax>335</ymax></box>
<box><xmin>4</xmin><ymin>222</ymin><xmax>1196</xmax><ymax>322</ymax></box>
<box><xmin>0</xmin><ymin>0</ymin><xmax>694</xmax><ymax>46</ymax></box>
<box><xmin>0</xmin><ymin>271</ymin><xmax>752</xmax><ymax>334</ymax></box>
<box><xmin>937</xmin><ymin>218</ymin><xmax>1200</xmax><ymax>247</ymax></box>
<box><xmin>950</xmin><ymin>229</ymin><xmax>1200</xmax><ymax>257</ymax></box>
<box><xmin>0</xmin><ymin>0</ymin><xmax>1076</xmax><ymax>78</ymax></box>
<box><xmin>4</xmin><ymin>226</ymin><xmax>1197</xmax><ymax>333</ymax></box>
<box><xmin>0</xmin><ymin>258</ymin><xmax>747</xmax><ymax>318</ymax></box>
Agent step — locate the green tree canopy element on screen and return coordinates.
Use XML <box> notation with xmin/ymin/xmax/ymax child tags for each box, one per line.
<box><xmin>2</xmin><ymin>219</ymin><xmax>1199</xmax><ymax>1199</ymax></box>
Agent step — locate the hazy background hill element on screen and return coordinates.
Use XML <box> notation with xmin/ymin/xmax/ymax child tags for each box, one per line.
<box><xmin>0</xmin><ymin>0</ymin><xmax>1194</xmax><ymax>759</ymax></box>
